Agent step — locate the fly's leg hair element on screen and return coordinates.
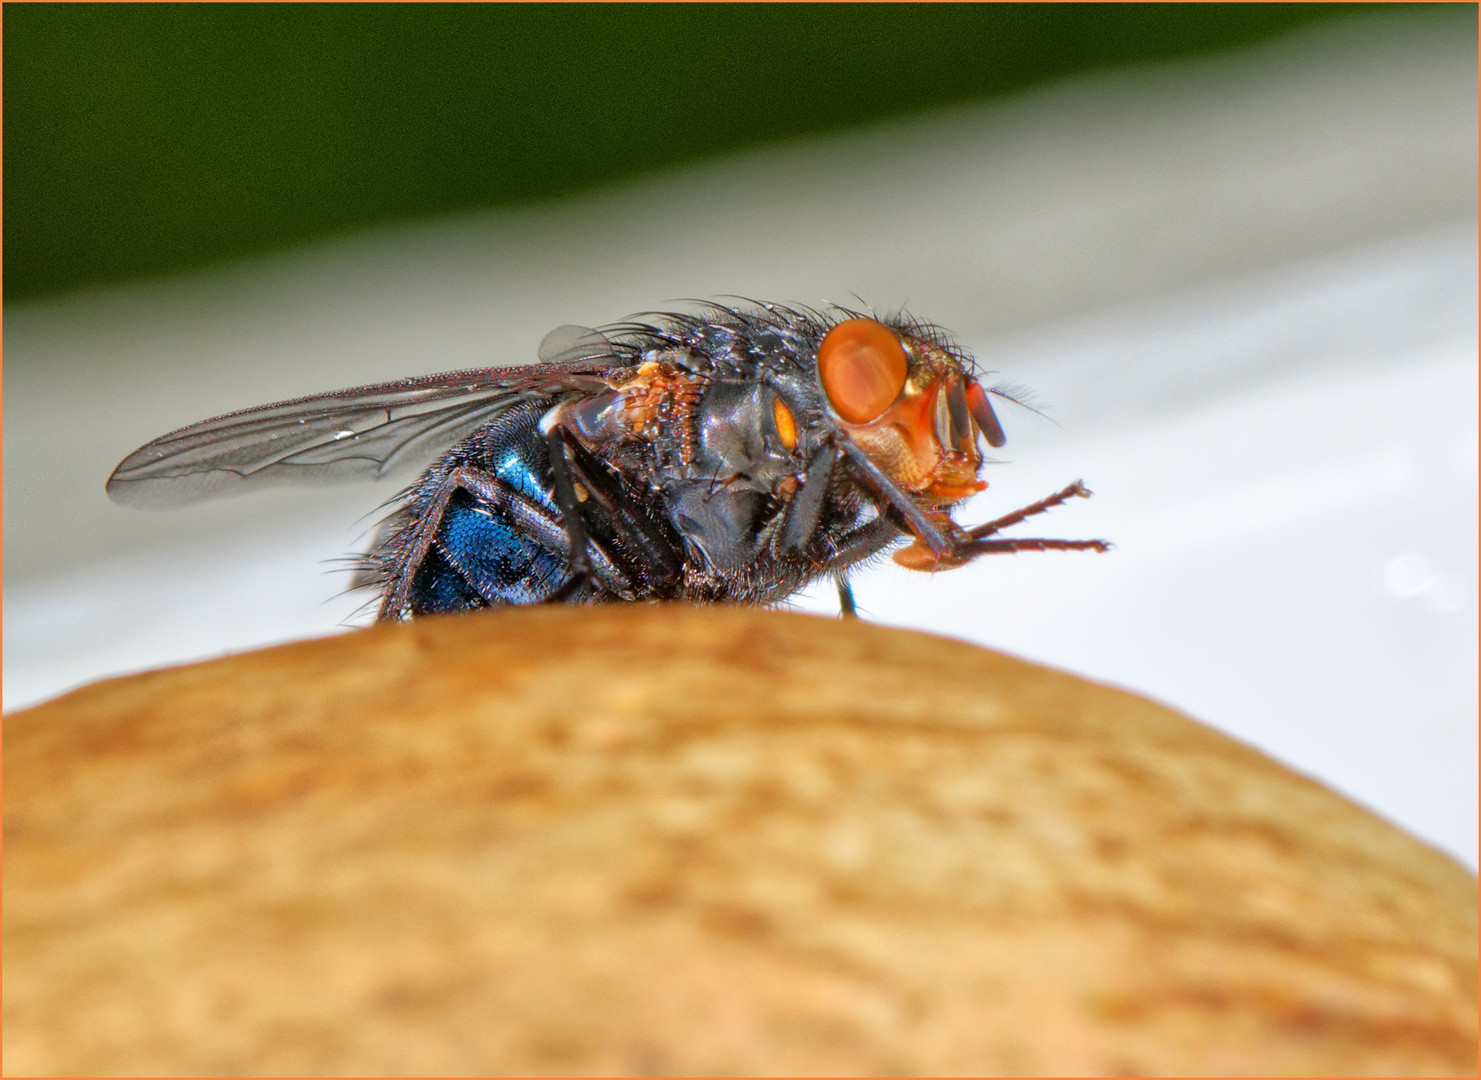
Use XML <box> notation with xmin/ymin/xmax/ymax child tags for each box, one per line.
<box><xmin>548</xmin><ymin>424</ymin><xmax>686</xmax><ymax>592</ymax></box>
<box><xmin>821</xmin><ymin>516</ymin><xmax>902</xmax><ymax>573</ymax></box>
<box><xmin>379</xmin><ymin>463</ymin><xmax>632</xmax><ymax>619</ymax></box>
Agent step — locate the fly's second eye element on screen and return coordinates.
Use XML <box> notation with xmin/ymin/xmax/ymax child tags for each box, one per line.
<box><xmin>817</xmin><ymin>318</ymin><xmax>908</xmax><ymax>424</ymax></box>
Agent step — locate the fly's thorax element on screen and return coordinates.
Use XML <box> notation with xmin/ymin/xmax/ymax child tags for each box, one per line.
<box><xmin>690</xmin><ymin>379</ymin><xmax>805</xmax><ymax>489</ymax></box>
<box><xmin>665</xmin><ymin>481</ymin><xmax>769</xmax><ymax>572</ymax></box>
<box><xmin>611</xmin><ymin>361</ymin><xmax>702</xmax><ymax>459</ymax></box>
<box><xmin>661</xmin><ymin>375</ymin><xmax>815</xmax><ymax>573</ymax></box>
<box><xmin>541</xmin><ymin>360</ymin><xmax>815</xmax><ymax>577</ymax></box>
<box><xmin>541</xmin><ymin>360</ymin><xmax>702</xmax><ymax>465</ymax></box>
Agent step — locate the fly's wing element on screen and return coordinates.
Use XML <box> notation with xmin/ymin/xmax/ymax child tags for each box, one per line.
<box><xmin>106</xmin><ymin>357</ymin><xmax>623</xmax><ymax>510</ymax></box>
<box><xmin>538</xmin><ymin>324</ymin><xmax>616</xmax><ymax>364</ymax></box>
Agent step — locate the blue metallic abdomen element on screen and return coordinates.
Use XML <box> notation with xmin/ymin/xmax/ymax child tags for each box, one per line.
<box><xmin>407</xmin><ymin>414</ymin><xmax>570</xmax><ymax>613</ymax></box>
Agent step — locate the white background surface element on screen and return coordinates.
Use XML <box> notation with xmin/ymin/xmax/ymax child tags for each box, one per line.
<box><xmin>5</xmin><ymin>11</ymin><xmax>1476</xmax><ymax>867</ymax></box>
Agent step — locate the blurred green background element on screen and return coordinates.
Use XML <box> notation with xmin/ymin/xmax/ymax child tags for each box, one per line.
<box><xmin>5</xmin><ymin>3</ymin><xmax>1400</xmax><ymax>302</ymax></box>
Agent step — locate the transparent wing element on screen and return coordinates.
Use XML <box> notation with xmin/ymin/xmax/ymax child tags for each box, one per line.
<box><xmin>538</xmin><ymin>324</ymin><xmax>615</xmax><ymax>364</ymax></box>
<box><xmin>107</xmin><ymin>357</ymin><xmax>623</xmax><ymax>510</ymax></box>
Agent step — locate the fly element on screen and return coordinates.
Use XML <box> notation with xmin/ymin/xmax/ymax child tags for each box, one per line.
<box><xmin>107</xmin><ymin>302</ymin><xmax>1109</xmax><ymax>618</ymax></box>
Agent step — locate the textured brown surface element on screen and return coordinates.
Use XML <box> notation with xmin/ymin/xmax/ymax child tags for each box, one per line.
<box><xmin>5</xmin><ymin>606</ymin><xmax>1476</xmax><ymax>1076</ymax></box>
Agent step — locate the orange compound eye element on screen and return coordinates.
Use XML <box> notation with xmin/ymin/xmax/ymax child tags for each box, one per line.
<box><xmin>817</xmin><ymin>318</ymin><xmax>909</xmax><ymax>424</ymax></box>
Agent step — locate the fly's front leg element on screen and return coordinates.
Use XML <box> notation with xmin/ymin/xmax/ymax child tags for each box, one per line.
<box><xmin>965</xmin><ymin>480</ymin><xmax>1096</xmax><ymax>541</ymax></box>
<box><xmin>892</xmin><ymin>480</ymin><xmax>1110</xmax><ymax>572</ymax></box>
<box><xmin>837</xmin><ymin>438</ymin><xmax>954</xmax><ymax>557</ymax></box>
<box><xmin>379</xmin><ymin>463</ymin><xmax>632</xmax><ymax>619</ymax></box>
<box><xmin>955</xmin><ymin>536</ymin><xmax>1112</xmax><ymax>558</ymax></box>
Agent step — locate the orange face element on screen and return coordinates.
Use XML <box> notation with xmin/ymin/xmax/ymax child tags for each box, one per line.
<box><xmin>816</xmin><ymin>318</ymin><xmax>995</xmax><ymax>505</ymax></box>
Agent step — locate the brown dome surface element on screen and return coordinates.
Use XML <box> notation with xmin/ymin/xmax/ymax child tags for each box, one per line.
<box><xmin>5</xmin><ymin>605</ymin><xmax>1475</xmax><ymax>1076</ymax></box>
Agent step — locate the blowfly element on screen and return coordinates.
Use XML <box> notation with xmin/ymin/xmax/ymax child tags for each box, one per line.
<box><xmin>108</xmin><ymin>302</ymin><xmax>1109</xmax><ymax>618</ymax></box>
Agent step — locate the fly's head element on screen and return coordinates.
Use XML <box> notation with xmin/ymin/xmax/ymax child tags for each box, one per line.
<box><xmin>812</xmin><ymin>317</ymin><xmax>1006</xmax><ymax>507</ymax></box>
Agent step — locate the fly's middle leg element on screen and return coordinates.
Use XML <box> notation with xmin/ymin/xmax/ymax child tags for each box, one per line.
<box><xmin>549</xmin><ymin>426</ymin><xmax>686</xmax><ymax>594</ymax></box>
<box><xmin>836</xmin><ymin>577</ymin><xmax>859</xmax><ymax>619</ymax></box>
<box><xmin>546</xmin><ymin>428</ymin><xmax>593</xmax><ymax>583</ymax></box>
